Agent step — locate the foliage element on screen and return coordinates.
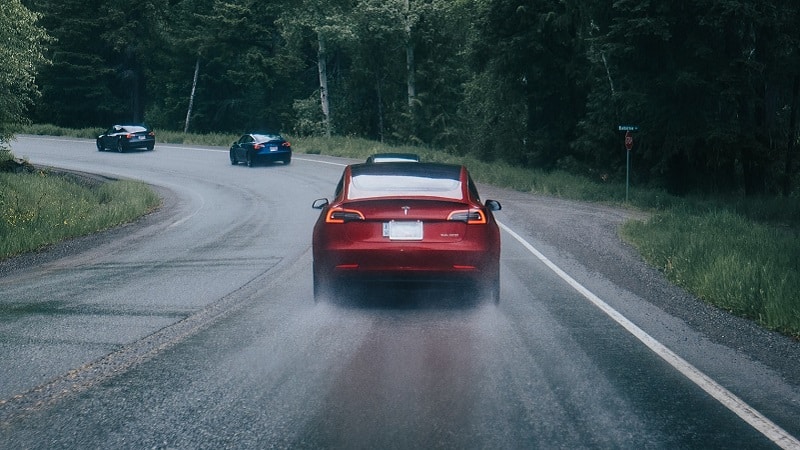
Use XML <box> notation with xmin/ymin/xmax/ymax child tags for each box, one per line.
<box><xmin>13</xmin><ymin>0</ymin><xmax>800</xmax><ymax>196</ymax></box>
<box><xmin>465</xmin><ymin>0</ymin><xmax>589</xmax><ymax>169</ymax></box>
<box><xmin>0</xmin><ymin>0</ymin><xmax>51</xmax><ymax>150</ymax></box>
<box><xmin>164</xmin><ymin>0</ymin><xmax>302</xmax><ymax>132</ymax></box>
<box><xmin>582</xmin><ymin>0</ymin><xmax>800</xmax><ymax>196</ymax></box>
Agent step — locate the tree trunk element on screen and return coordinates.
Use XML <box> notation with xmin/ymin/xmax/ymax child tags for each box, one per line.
<box><xmin>184</xmin><ymin>57</ymin><xmax>200</xmax><ymax>134</ymax></box>
<box><xmin>132</xmin><ymin>69</ymin><xmax>143</xmax><ymax>123</ymax></box>
<box><xmin>405</xmin><ymin>0</ymin><xmax>416</xmax><ymax>110</ymax></box>
<box><xmin>742</xmin><ymin>145</ymin><xmax>766</xmax><ymax>196</ymax></box>
<box><xmin>600</xmin><ymin>52</ymin><xmax>615</xmax><ymax>97</ymax></box>
<box><xmin>129</xmin><ymin>49</ymin><xmax>146</xmax><ymax>124</ymax></box>
<box><xmin>783</xmin><ymin>74</ymin><xmax>799</xmax><ymax>196</ymax></box>
<box><xmin>406</xmin><ymin>43</ymin><xmax>415</xmax><ymax>109</ymax></box>
<box><xmin>376</xmin><ymin>73</ymin><xmax>385</xmax><ymax>143</ymax></box>
<box><xmin>317</xmin><ymin>34</ymin><xmax>331</xmax><ymax>138</ymax></box>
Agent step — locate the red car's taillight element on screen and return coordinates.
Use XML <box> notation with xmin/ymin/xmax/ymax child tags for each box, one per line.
<box><xmin>447</xmin><ymin>209</ymin><xmax>487</xmax><ymax>224</ymax></box>
<box><xmin>326</xmin><ymin>208</ymin><xmax>365</xmax><ymax>223</ymax></box>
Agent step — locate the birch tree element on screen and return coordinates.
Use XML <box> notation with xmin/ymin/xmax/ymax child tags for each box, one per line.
<box><xmin>279</xmin><ymin>0</ymin><xmax>356</xmax><ymax>137</ymax></box>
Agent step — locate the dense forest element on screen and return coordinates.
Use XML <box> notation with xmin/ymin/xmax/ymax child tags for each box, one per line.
<box><xmin>10</xmin><ymin>0</ymin><xmax>800</xmax><ymax>196</ymax></box>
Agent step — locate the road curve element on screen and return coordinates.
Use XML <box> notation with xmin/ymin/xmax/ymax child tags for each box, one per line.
<box><xmin>1</xmin><ymin>135</ymin><xmax>798</xmax><ymax>448</ymax></box>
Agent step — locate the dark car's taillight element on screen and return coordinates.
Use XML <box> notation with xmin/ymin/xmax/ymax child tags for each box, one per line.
<box><xmin>254</xmin><ymin>143</ymin><xmax>265</xmax><ymax>150</ymax></box>
<box><xmin>282</xmin><ymin>141</ymin><xmax>291</xmax><ymax>147</ymax></box>
<box><xmin>326</xmin><ymin>208</ymin><xmax>365</xmax><ymax>223</ymax></box>
<box><xmin>447</xmin><ymin>209</ymin><xmax>486</xmax><ymax>224</ymax></box>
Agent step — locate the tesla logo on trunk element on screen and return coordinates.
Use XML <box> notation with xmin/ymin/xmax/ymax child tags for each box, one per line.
<box><xmin>401</xmin><ymin>206</ymin><xmax>410</xmax><ymax>215</ymax></box>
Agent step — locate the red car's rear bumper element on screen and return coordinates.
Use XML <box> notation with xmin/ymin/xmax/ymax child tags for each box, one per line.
<box><xmin>314</xmin><ymin>244</ymin><xmax>498</xmax><ymax>281</ymax></box>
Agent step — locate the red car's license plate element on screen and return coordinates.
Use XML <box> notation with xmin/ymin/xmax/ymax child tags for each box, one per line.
<box><xmin>385</xmin><ymin>221</ymin><xmax>423</xmax><ymax>240</ymax></box>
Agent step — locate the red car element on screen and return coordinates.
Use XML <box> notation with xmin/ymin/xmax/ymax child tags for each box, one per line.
<box><xmin>312</xmin><ymin>162</ymin><xmax>502</xmax><ymax>302</ymax></box>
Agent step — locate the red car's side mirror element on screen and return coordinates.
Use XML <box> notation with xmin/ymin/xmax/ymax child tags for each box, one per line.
<box><xmin>485</xmin><ymin>199</ymin><xmax>501</xmax><ymax>211</ymax></box>
<box><xmin>312</xmin><ymin>198</ymin><xmax>329</xmax><ymax>209</ymax></box>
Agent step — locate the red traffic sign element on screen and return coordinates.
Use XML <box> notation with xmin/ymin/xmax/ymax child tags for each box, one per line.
<box><xmin>624</xmin><ymin>131</ymin><xmax>633</xmax><ymax>151</ymax></box>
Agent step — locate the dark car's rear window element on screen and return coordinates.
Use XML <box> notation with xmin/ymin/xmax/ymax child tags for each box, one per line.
<box><xmin>252</xmin><ymin>134</ymin><xmax>282</xmax><ymax>142</ymax></box>
<box><xmin>347</xmin><ymin>163</ymin><xmax>463</xmax><ymax>200</ymax></box>
<box><xmin>123</xmin><ymin>126</ymin><xmax>148</xmax><ymax>133</ymax></box>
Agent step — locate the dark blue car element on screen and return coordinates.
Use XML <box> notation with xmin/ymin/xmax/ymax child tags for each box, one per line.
<box><xmin>229</xmin><ymin>133</ymin><xmax>292</xmax><ymax>167</ymax></box>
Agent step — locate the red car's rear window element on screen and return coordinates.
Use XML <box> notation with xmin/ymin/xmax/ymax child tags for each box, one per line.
<box><xmin>347</xmin><ymin>163</ymin><xmax>464</xmax><ymax>201</ymax></box>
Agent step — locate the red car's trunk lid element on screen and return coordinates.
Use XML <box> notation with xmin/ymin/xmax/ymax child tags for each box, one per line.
<box><xmin>341</xmin><ymin>199</ymin><xmax>471</xmax><ymax>244</ymax></box>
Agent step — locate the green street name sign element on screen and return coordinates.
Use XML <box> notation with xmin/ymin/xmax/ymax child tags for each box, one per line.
<box><xmin>618</xmin><ymin>125</ymin><xmax>639</xmax><ymax>131</ymax></box>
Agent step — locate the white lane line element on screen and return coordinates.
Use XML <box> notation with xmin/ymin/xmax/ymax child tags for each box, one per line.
<box><xmin>295</xmin><ymin>157</ymin><xmax>348</xmax><ymax>166</ymax></box>
<box><xmin>168</xmin><ymin>206</ymin><xmax>201</xmax><ymax>229</ymax></box>
<box><xmin>157</xmin><ymin>145</ymin><xmax>224</xmax><ymax>153</ymax></box>
<box><xmin>498</xmin><ymin>220</ymin><xmax>800</xmax><ymax>449</ymax></box>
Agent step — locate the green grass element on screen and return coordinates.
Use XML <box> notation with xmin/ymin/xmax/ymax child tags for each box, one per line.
<box><xmin>156</xmin><ymin>129</ymin><xmax>239</xmax><ymax>147</ymax></box>
<box><xmin>14</xmin><ymin>125</ymin><xmax>800</xmax><ymax>338</ymax></box>
<box><xmin>621</xmin><ymin>209</ymin><xmax>799</xmax><ymax>337</ymax></box>
<box><xmin>0</xmin><ymin>163</ymin><xmax>160</xmax><ymax>259</ymax></box>
<box><xmin>20</xmin><ymin>123</ymin><xmax>101</xmax><ymax>139</ymax></box>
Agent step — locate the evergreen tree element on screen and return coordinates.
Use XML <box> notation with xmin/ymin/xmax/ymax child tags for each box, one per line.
<box><xmin>590</xmin><ymin>0</ymin><xmax>798</xmax><ymax>195</ymax></box>
<box><xmin>100</xmin><ymin>0</ymin><xmax>167</xmax><ymax>124</ymax></box>
<box><xmin>25</xmin><ymin>0</ymin><xmax>110</xmax><ymax>128</ymax></box>
<box><xmin>400</xmin><ymin>0</ymin><xmax>474</xmax><ymax>148</ymax></box>
<box><xmin>166</xmin><ymin>0</ymin><xmax>309</xmax><ymax>133</ymax></box>
<box><xmin>464</xmin><ymin>0</ymin><xmax>590</xmax><ymax>169</ymax></box>
<box><xmin>145</xmin><ymin>0</ymin><xmax>217</xmax><ymax>132</ymax></box>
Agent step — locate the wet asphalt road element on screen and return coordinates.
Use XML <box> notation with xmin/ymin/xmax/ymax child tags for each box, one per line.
<box><xmin>0</xmin><ymin>136</ymin><xmax>798</xmax><ymax>448</ymax></box>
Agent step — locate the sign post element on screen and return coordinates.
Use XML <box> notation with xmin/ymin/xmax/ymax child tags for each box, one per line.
<box><xmin>618</xmin><ymin>125</ymin><xmax>638</xmax><ymax>202</ymax></box>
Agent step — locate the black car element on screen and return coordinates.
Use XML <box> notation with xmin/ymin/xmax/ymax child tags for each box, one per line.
<box><xmin>97</xmin><ymin>125</ymin><xmax>155</xmax><ymax>152</ymax></box>
<box><xmin>229</xmin><ymin>133</ymin><xmax>292</xmax><ymax>167</ymax></box>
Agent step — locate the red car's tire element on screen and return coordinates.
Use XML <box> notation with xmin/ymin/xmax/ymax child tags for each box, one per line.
<box><xmin>312</xmin><ymin>264</ymin><xmax>332</xmax><ymax>303</ymax></box>
<box><xmin>482</xmin><ymin>269</ymin><xmax>500</xmax><ymax>304</ymax></box>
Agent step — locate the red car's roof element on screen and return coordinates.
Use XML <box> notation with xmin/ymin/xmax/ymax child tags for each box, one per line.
<box><xmin>345</xmin><ymin>163</ymin><xmax>467</xmax><ymax>201</ymax></box>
